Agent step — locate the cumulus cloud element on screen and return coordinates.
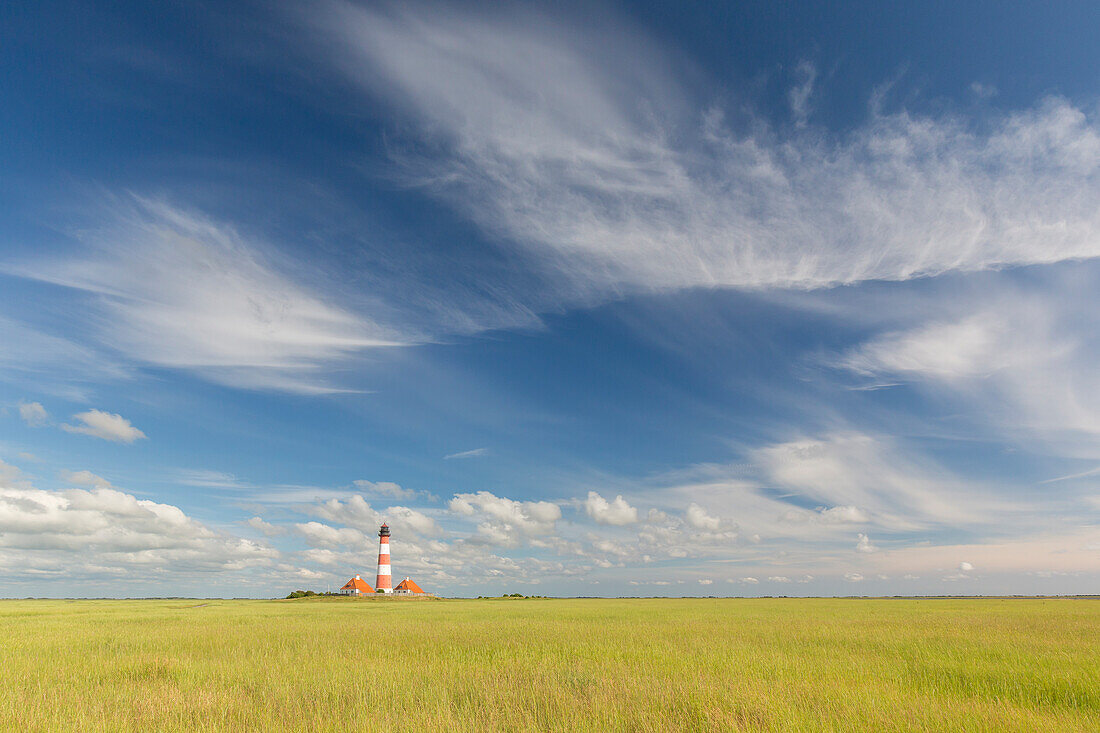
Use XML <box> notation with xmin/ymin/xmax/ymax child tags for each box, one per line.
<box><xmin>18</xmin><ymin>402</ymin><xmax>48</xmax><ymax>427</ymax></box>
<box><xmin>312</xmin><ymin>495</ymin><xmax>380</xmax><ymax>526</ymax></box>
<box><xmin>0</xmin><ymin>482</ymin><xmax>277</xmax><ymax>575</ymax></box>
<box><xmin>959</xmin><ymin>561</ymin><xmax>974</xmax><ymax>572</ymax></box>
<box><xmin>844</xmin><ymin>572</ymin><xmax>864</xmax><ymax>582</ymax></box>
<box><xmin>768</xmin><ymin>576</ymin><xmax>792</xmax><ymax>583</ymax></box>
<box><xmin>246</xmin><ymin>517</ymin><xmax>285</xmax><ymax>537</ymax></box>
<box><xmin>856</xmin><ymin>533</ymin><xmax>878</xmax><ymax>554</ymax></box>
<box><xmin>685</xmin><ymin>502</ymin><xmax>721</xmax><ymax>530</ymax></box>
<box><xmin>449</xmin><ymin>491</ymin><xmax>561</xmax><ymax>546</ymax></box>
<box><xmin>315</xmin><ymin>2</ymin><xmax>1100</xmax><ymax>306</ymax></box>
<box><xmin>293</xmin><ymin>521</ymin><xmax>370</xmax><ymax>548</ymax></box>
<box><xmin>740</xmin><ymin>577</ymin><xmax>759</xmax><ymax>584</ymax></box>
<box><xmin>698</xmin><ymin>578</ymin><xmax>713</xmax><ymax>585</ymax></box>
<box><xmin>584</xmin><ymin>491</ymin><xmax>639</xmax><ymax>526</ymax></box>
<box><xmin>61</xmin><ymin>409</ymin><xmax>146</xmax><ymax>444</ymax></box>
<box><xmin>383</xmin><ymin>505</ymin><xmax>440</xmax><ymax>536</ymax></box>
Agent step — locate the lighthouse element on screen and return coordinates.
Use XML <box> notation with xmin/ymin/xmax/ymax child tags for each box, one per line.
<box><xmin>375</xmin><ymin>523</ymin><xmax>393</xmax><ymax>593</ymax></box>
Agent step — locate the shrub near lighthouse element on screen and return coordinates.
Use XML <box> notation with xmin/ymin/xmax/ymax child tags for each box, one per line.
<box><xmin>375</xmin><ymin>523</ymin><xmax>392</xmax><ymax>593</ymax></box>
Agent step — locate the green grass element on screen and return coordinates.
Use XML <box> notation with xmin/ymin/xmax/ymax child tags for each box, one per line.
<box><xmin>1</xmin><ymin>597</ymin><xmax>1096</xmax><ymax>731</ymax></box>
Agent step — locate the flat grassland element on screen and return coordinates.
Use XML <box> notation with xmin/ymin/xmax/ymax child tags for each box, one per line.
<box><xmin>1</xmin><ymin>597</ymin><xmax>1096</xmax><ymax>732</ymax></box>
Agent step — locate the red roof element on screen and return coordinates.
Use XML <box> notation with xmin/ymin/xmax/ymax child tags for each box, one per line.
<box><xmin>394</xmin><ymin>577</ymin><xmax>425</xmax><ymax>593</ymax></box>
<box><xmin>341</xmin><ymin>576</ymin><xmax>374</xmax><ymax>593</ymax></box>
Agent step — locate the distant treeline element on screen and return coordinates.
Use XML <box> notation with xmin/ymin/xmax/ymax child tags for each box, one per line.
<box><xmin>285</xmin><ymin>590</ymin><xmax>339</xmax><ymax>599</ymax></box>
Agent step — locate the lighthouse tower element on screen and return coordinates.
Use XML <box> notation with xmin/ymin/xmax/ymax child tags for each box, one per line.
<box><xmin>375</xmin><ymin>523</ymin><xmax>393</xmax><ymax>593</ymax></box>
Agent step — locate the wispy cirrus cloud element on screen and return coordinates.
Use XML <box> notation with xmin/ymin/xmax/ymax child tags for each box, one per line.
<box><xmin>0</xmin><ymin>317</ymin><xmax>130</xmax><ymax>397</ymax></box>
<box><xmin>443</xmin><ymin>448</ymin><xmax>487</xmax><ymax>460</ymax></box>
<box><xmin>312</xmin><ymin>1</ymin><xmax>1100</xmax><ymax>302</ymax></box>
<box><xmin>6</xmin><ymin>196</ymin><xmax>407</xmax><ymax>394</ymax></box>
<box><xmin>59</xmin><ymin>469</ymin><xmax>112</xmax><ymax>488</ymax></box>
<box><xmin>834</xmin><ymin>276</ymin><xmax>1100</xmax><ymax>456</ymax></box>
<box><xmin>752</xmin><ymin>432</ymin><xmax>1015</xmax><ymax>530</ymax></box>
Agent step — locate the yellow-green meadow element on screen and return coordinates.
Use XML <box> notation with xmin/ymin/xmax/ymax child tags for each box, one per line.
<box><xmin>2</xmin><ymin>597</ymin><xmax>1096</xmax><ymax>731</ymax></box>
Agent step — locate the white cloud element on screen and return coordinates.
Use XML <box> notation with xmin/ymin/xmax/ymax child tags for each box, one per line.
<box><xmin>316</xmin><ymin>3</ymin><xmax>1100</xmax><ymax>304</ymax></box>
<box><xmin>768</xmin><ymin>576</ymin><xmax>792</xmax><ymax>583</ymax></box>
<box><xmin>837</xmin><ymin>287</ymin><xmax>1100</xmax><ymax>450</ymax></box>
<box><xmin>293</xmin><ymin>521</ymin><xmax>370</xmax><ymax>549</ymax></box>
<box><xmin>443</xmin><ymin>448</ymin><xmax>488</xmax><ymax>460</ymax></box>
<box><xmin>841</xmin><ymin>315</ymin><xmax>1012</xmax><ymax>381</ymax></box>
<box><xmin>312</xmin><ymin>495</ymin><xmax>380</xmax><ymax>526</ymax></box>
<box><xmin>782</xmin><ymin>504</ymin><xmax>872</xmax><ymax>525</ymax></box>
<box><xmin>590</xmin><ymin>539</ymin><xmax>631</xmax><ymax>561</ymax></box>
<box><xmin>18</xmin><ymin>402</ymin><xmax>48</xmax><ymax>427</ymax></box>
<box><xmin>352</xmin><ymin>480</ymin><xmax>416</xmax><ymax>499</ymax></box>
<box><xmin>449</xmin><ymin>491</ymin><xmax>561</xmax><ymax>546</ymax></box>
<box><xmin>61</xmin><ymin>409</ymin><xmax>146</xmax><ymax>444</ymax></box>
<box><xmin>8</xmin><ymin>197</ymin><xmax>403</xmax><ymax>394</ymax></box>
<box><xmin>970</xmin><ymin>82</ymin><xmax>997</xmax><ymax>100</ymax></box>
<box><xmin>698</xmin><ymin>578</ymin><xmax>713</xmax><ymax>585</ymax></box>
<box><xmin>818</xmin><ymin>506</ymin><xmax>870</xmax><ymax>524</ymax></box>
<box><xmin>383</xmin><ymin>505</ymin><xmax>440</xmax><ymax>536</ymax></box>
<box><xmin>740</xmin><ymin>577</ymin><xmax>759</xmax><ymax>584</ymax></box>
<box><xmin>246</xmin><ymin>517</ymin><xmax>285</xmax><ymax>537</ymax></box>
<box><xmin>0</xmin><ymin>318</ymin><xmax>129</xmax><ymax>394</ymax></box>
<box><xmin>856</xmin><ymin>533</ymin><xmax>878</xmax><ymax>554</ymax></box>
<box><xmin>288</xmin><ymin>567</ymin><xmax>327</xmax><ymax>581</ymax></box>
<box><xmin>0</xmin><ymin>460</ymin><xmax>30</xmax><ymax>489</ymax></box>
<box><xmin>300</xmin><ymin>548</ymin><xmax>341</xmax><ymax>566</ymax></box>
<box><xmin>584</xmin><ymin>491</ymin><xmax>639</xmax><ymax>526</ymax></box>
<box><xmin>844</xmin><ymin>572</ymin><xmax>864</xmax><ymax>582</ymax></box>
<box><xmin>755</xmin><ymin>432</ymin><xmax>1013</xmax><ymax>529</ymax></box>
<box><xmin>258</xmin><ymin>492</ymin><xmax>439</xmax><ymax>547</ymax></box>
<box><xmin>0</xmin><ymin>482</ymin><xmax>277</xmax><ymax>575</ymax></box>
<box><xmin>177</xmin><ymin>470</ymin><xmax>253</xmax><ymax>490</ymax></box>
<box><xmin>59</xmin><ymin>470</ymin><xmax>111</xmax><ymax>489</ymax></box>
<box><xmin>959</xmin><ymin>561</ymin><xmax>974</xmax><ymax>572</ymax></box>
<box><xmin>684</xmin><ymin>502</ymin><xmax>721</xmax><ymax>530</ymax></box>
<box><xmin>788</xmin><ymin>60</ymin><xmax>817</xmax><ymax>127</ymax></box>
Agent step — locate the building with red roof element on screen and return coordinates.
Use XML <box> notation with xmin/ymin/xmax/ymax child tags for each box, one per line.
<box><xmin>393</xmin><ymin>577</ymin><xmax>425</xmax><ymax>594</ymax></box>
<box><xmin>339</xmin><ymin>574</ymin><xmax>374</xmax><ymax>596</ymax></box>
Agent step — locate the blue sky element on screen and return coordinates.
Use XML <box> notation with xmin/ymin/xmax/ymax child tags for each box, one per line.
<box><xmin>1</xmin><ymin>1</ymin><xmax>1098</xmax><ymax>597</ymax></box>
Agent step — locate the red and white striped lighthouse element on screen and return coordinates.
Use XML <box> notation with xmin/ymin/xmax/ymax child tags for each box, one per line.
<box><xmin>375</xmin><ymin>523</ymin><xmax>393</xmax><ymax>593</ymax></box>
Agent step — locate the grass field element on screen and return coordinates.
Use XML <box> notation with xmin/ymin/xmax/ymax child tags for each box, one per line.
<box><xmin>1</xmin><ymin>597</ymin><xmax>1096</xmax><ymax>731</ymax></box>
